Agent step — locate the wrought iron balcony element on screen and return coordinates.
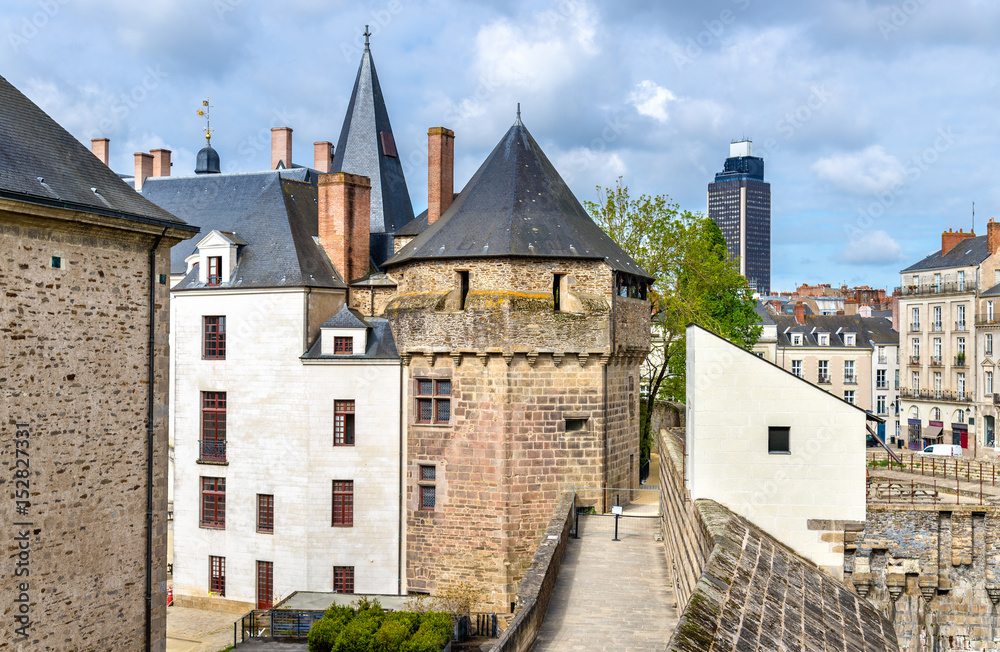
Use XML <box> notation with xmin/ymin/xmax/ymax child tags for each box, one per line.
<box><xmin>899</xmin><ymin>282</ymin><xmax>970</xmax><ymax>297</ymax></box>
<box><xmin>817</xmin><ymin>374</ymin><xmax>830</xmax><ymax>384</ymax></box>
<box><xmin>954</xmin><ymin>321</ymin><xmax>968</xmax><ymax>332</ymax></box>
<box><xmin>954</xmin><ymin>355</ymin><xmax>967</xmax><ymax>367</ymax></box>
<box><xmin>908</xmin><ymin>355</ymin><xmax>920</xmax><ymax>365</ymax></box>
<box><xmin>844</xmin><ymin>374</ymin><xmax>857</xmax><ymax>385</ymax></box>
<box><xmin>199</xmin><ymin>439</ymin><xmax>227</xmax><ymax>463</ymax></box>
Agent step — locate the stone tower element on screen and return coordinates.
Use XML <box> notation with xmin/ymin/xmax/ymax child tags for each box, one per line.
<box><xmin>383</xmin><ymin>117</ymin><xmax>651</xmax><ymax>610</ymax></box>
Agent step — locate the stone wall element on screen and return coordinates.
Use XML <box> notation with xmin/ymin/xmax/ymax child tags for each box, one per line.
<box><xmin>404</xmin><ymin>350</ymin><xmax>640</xmax><ymax>611</ymax></box>
<box><xmin>658</xmin><ymin>428</ymin><xmax>711</xmax><ymax>609</ymax></box>
<box><xmin>0</xmin><ymin>207</ymin><xmax>185</xmax><ymax>651</ymax></box>
<box><xmin>488</xmin><ymin>493</ymin><xmax>574</xmax><ymax>652</ymax></box>
<box><xmin>846</xmin><ymin>504</ymin><xmax>1000</xmax><ymax>651</ymax></box>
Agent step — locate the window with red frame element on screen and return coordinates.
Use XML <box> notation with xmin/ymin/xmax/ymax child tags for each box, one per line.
<box><xmin>334</xmin><ymin>336</ymin><xmax>353</xmax><ymax>355</ymax></box>
<box><xmin>201</xmin><ymin>477</ymin><xmax>226</xmax><ymax>528</ymax></box>
<box><xmin>210</xmin><ymin>555</ymin><xmax>225</xmax><ymax>596</ymax></box>
<box><xmin>256</xmin><ymin>561</ymin><xmax>273</xmax><ymax>609</ymax></box>
<box><xmin>207</xmin><ymin>256</ymin><xmax>222</xmax><ymax>285</ymax></box>
<box><xmin>419</xmin><ymin>465</ymin><xmax>436</xmax><ymax>511</ymax></box>
<box><xmin>257</xmin><ymin>494</ymin><xmax>274</xmax><ymax>533</ymax></box>
<box><xmin>332</xmin><ymin>480</ymin><xmax>353</xmax><ymax>526</ymax></box>
<box><xmin>201</xmin><ymin>392</ymin><xmax>226</xmax><ymax>462</ymax></box>
<box><xmin>333</xmin><ymin>566</ymin><xmax>354</xmax><ymax>594</ymax></box>
<box><xmin>416</xmin><ymin>379</ymin><xmax>451</xmax><ymax>424</ymax></box>
<box><xmin>334</xmin><ymin>400</ymin><xmax>355</xmax><ymax>446</ymax></box>
<box><xmin>203</xmin><ymin>316</ymin><xmax>226</xmax><ymax>359</ymax></box>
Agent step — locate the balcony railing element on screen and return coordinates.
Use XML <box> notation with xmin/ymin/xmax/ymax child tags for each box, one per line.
<box><xmin>932</xmin><ymin>323</ymin><xmax>943</xmax><ymax>332</ymax></box>
<box><xmin>994</xmin><ymin>393</ymin><xmax>1000</xmax><ymax>406</ymax></box>
<box><xmin>844</xmin><ymin>374</ymin><xmax>857</xmax><ymax>384</ymax></box>
<box><xmin>954</xmin><ymin>355</ymin><xmax>967</xmax><ymax>367</ymax></box>
<box><xmin>878</xmin><ymin>356</ymin><xmax>888</xmax><ymax>365</ymax></box>
<box><xmin>908</xmin><ymin>355</ymin><xmax>920</xmax><ymax>365</ymax></box>
<box><xmin>909</xmin><ymin>323</ymin><xmax>920</xmax><ymax>332</ymax></box>
<box><xmin>929</xmin><ymin>356</ymin><xmax>943</xmax><ymax>366</ymax></box>
<box><xmin>817</xmin><ymin>374</ymin><xmax>830</xmax><ymax>384</ymax></box>
<box><xmin>876</xmin><ymin>382</ymin><xmax>889</xmax><ymax>389</ymax></box>
<box><xmin>898</xmin><ymin>387</ymin><xmax>971</xmax><ymax>403</ymax></box>
<box><xmin>898</xmin><ymin>282</ymin><xmax>970</xmax><ymax>296</ymax></box>
<box><xmin>977</xmin><ymin>313</ymin><xmax>999</xmax><ymax>326</ymax></box>
<box><xmin>199</xmin><ymin>439</ymin><xmax>227</xmax><ymax>463</ymax></box>
<box><xmin>955</xmin><ymin>321</ymin><xmax>968</xmax><ymax>332</ymax></box>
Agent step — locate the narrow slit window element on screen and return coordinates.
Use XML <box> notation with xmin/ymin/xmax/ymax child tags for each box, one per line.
<box><xmin>553</xmin><ymin>274</ymin><xmax>564</xmax><ymax>311</ymax></box>
<box><xmin>458</xmin><ymin>271</ymin><xmax>470</xmax><ymax>310</ymax></box>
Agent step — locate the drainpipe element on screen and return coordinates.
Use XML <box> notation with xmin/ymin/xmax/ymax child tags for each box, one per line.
<box><xmin>398</xmin><ymin>359</ymin><xmax>404</xmax><ymax>594</ymax></box>
<box><xmin>146</xmin><ymin>228</ymin><xmax>166</xmax><ymax>651</ymax></box>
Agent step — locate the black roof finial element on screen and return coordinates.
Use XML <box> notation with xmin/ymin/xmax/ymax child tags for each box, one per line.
<box><xmin>364</xmin><ymin>25</ymin><xmax>371</xmax><ymax>50</ymax></box>
<box><xmin>515</xmin><ymin>102</ymin><xmax>522</xmax><ymax>125</ymax></box>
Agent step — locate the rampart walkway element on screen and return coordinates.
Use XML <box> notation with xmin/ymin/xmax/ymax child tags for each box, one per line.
<box><xmin>530</xmin><ymin>507</ymin><xmax>678</xmax><ymax>651</ymax></box>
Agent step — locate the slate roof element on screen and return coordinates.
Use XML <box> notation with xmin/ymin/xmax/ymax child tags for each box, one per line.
<box><xmin>773</xmin><ymin>315</ymin><xmax>898</xmax><ymax>347</ymax></box>
<box><xmin>321</xmin><ymin>304</ymin><xmax>368</xmax><ymax>329</ymax></box>
<box><xmin>901</xmin><ymin>235</ymin><xmax>989</xmax><ymax>272</ymax></box>
<box><xmin>665</xmin><ymin>499</ymin><xmax>898</xmax><ymax>652</ymax></box>
<box><xmin>0</xmin><ymin>74</ymin><xmax>193</xmax><ymax>231</ymax></box>
<box><xmin>384</xmin><ymin>120</ymin><xmax>651</xmax><ymax>280</ymax></box>
<box><xmin>332</xmin><ymin>40</ymin><xmax>414</xmax><ymax>264</ymax></box>
<box><xmin>753</xmin><ymin>300</ymin><xmax>775</xmax><ymax>325</ymax></box>
<box><xmin>982</xmin><ymin>282</ymin><xmax>1000</xmax><ymax>297</ymax></box>
<box><xmin>301</xmin><ymin>317</ymin><xmax>398</xmax><ymax>360</ymax></box>
<box><xmin>145</xmin><ymin>170</ymin><xmax>346</xmax><ymax>290</ymax></box>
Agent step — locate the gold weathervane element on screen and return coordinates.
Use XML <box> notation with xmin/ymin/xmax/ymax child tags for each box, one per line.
<box><xmin>197</xmin><ymin>96</ymin><xmax>214</xmax><ymax>144</ymax></box>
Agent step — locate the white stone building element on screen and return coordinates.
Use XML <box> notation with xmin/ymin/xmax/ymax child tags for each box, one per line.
<box><xmin>686</xmin><ymin>323</ymin><xmax>873</xmax><ymax>576</ymax></box>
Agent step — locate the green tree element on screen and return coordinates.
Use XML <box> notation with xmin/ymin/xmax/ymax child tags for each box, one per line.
<box><xmin>585</xmin><ymin>179</ymin><xmax>761</xmax><ymax>461</ymax></box>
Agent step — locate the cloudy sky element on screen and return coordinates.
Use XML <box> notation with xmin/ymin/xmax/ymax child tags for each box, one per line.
<box><xmin>3</xmin><ymin>0</ymin><xmax>998</xmax><ymax>292</ymax></box>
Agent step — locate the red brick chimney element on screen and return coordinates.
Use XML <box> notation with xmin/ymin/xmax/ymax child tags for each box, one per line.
<box><xmin>427</xmin><ymin>127</ymin><xmax>455</xmax><ymax>225</ymax></box>
<box><xmin>91</xmin><ymin>138</ymin><xmax>109</xmax><ymax>166</ymax></box>
<box><xmin>271</xmin><ymin>127</ymin><xmax>293</xmax><ymax>169</ymax></box>
<box><xmin>134</xmin><ymin>152</ymin><xmax>153</xmax><ymax>191</ymax></box>
<box><xmin>793</xmin><ymin>302</ymin><xmax>805</xmax><ymax>325</ymax></box>
<box><xmin>989</xmin><ymin>218</ymin><xmax>1000</xmax><ymax>255</ymax></box>
<box><xmin>314</xmin><ymin>141</ymin><xmax>333</xmax><ymax>173</ymax></box>
<box><xmin>942</xmin><ymin>228</ymin><xmax>975</xmax><ymax>255</ymax></box>
<box><xmin>151</xmin><ymin>149</ymin><xmax>171</xmax><ymax>177</ymax></box>
<box><xmin>318</xmin><ymin>173</ymin><xmax>371</xmax><ymax>283</ymax></box>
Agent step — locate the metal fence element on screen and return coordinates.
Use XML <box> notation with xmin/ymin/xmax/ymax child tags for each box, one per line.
<box><xmin>571</xmin><ymin>486</ymin><xmax>660</xmax><ymax>539</ymax></box>
<box><xmin>866</xmin><ymin>451</ymin><xmax>1000</xmax><ymax>506</ymax></box>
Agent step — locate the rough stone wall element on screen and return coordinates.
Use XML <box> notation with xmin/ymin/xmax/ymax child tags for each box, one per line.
<box><xmin>0</xmin><ymin>209</ymin><xmax>179</xmax><ymax>651</ymax></box>
<box><xmin>658</xmin><ymin>428</ymin><xmax>711</xmax><ymax>609</ymax></box>
<box><xmin>348</xmin><ymin>285</ymin><xmax>396</xmax><ymax>318</ymax></box>
<box><xmin>846</xmin><ymin>505</ymin><xmax>1000</xmax><ymax>651</ymax></box>
<box><xmin>404</xmin><ymin>351</ymin><xmax>633</xmax><ymax>611</ymax></box>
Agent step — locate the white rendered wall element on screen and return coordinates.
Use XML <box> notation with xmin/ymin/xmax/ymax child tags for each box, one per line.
<box><xmin>686</xmin><ymin>324</ymin><xmax>867</xmax><ymax>574</ymax></box>
<box><xmin>171</xmin><ymin>288</ymin><xmax>402</xmax><ymax>606</ymax></box>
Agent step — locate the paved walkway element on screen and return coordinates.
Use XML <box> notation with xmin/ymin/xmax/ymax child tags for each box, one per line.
<box><xmin>166</xmin><ymin>605</ymin><xmax>242</xmax><ymax>652</ymax></box>
<box><xmin>530</xmin><ymin>511</ymin><xmax>677</xmax><ymax>651</ymax></box>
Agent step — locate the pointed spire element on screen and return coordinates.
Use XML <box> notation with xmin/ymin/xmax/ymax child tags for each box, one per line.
<box><xmin>364</xmin><ymin>25</ymin><xmax>371</xmax><ymax>51</ymax></box>
<box><xmin>515</xmin><ymin>102</ymin><xmax>522</xmax><ymax>126</ymax></box>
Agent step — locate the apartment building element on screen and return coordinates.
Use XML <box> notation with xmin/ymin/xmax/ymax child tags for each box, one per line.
<box><xmin>898</xmin><ymin>226</ymin><xmax>1000</xmax><ymax>454</ymax></box>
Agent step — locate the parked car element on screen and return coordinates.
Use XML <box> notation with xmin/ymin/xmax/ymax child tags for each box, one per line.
<box><xmin>866</xmin><ymin>434</ymin><xmax>881</xmax><ymax>448</ymax></box>
<box><xmin>920</xmin><ymin>444</ymin><xmax>962</xmax><ymax>456</ymax></box>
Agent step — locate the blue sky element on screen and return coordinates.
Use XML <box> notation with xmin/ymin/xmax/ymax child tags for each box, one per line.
<box><xmin>3</xmin><ymin>0</ymin><xmax>999</xmax><ymax>292</ymax></box>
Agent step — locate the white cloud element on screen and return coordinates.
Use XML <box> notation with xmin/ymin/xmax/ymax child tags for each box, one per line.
<box><xmin>628</xmin><ymin>80</ymin><xmax>676</xmax><ymax>122</ymax></box>
<box><xmin>841</xmin><ymin>230</ymin><xmax>905</xmax><ymax>265</ymax></box>
<box><xmin>811</xmin><ymin>145</ymin><xmax>906</xmax><ymax>195</ymax></box>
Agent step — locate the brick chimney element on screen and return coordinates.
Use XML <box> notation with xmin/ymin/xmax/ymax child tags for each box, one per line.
<box><xmin>134</xmin><ymin>152</ymin><xmax>153</xmax><ymax>191</ymax></box>
<box><xmin>942</xmin><ymin>228</ymin><xmax>975</xmax><ymax>255</ymax></box>
<box><xmin>318</xmin><ymin>173</ymin><xmax>371</xmax><ymax>284</ymax></box>
<box><xmin>844</xmin><ymin>299</ymin><xmax>858</xmax><ymax>316</ymax></box>
<box><xmin>271</xmin><ymin>127</ymin><xmax>293</xmax><ymax>169</ymax></box>
<box><xmin>151</xmin><ymin>148</ymin><xmax>171</xmax><ymax>177</ymax></box>
<box><xmin>91</xmin><ymin>138</ymin><xmax>109</xmax><ymax>166</ymax></box>
<box><xmin>427</xmin><ymin>127</ymin><xmax>455</xmax><ymax>225</ymax></box>
<box><xmin>314</xmin><ymin>141</ymin><xmax>333</xmax><ymax>173</ymax></box>
<box><xmin>793</xmin><ymin>302</ymin><xmax>805</xmax><ymax>325</ymax></box>
<box><xmin>989</xmin><ymin>218</ymin><xmax>1000</xmax><ymax>255</ymax></box>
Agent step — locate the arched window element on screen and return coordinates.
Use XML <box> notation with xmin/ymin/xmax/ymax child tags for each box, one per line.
<box><xmin>931</xmin><ymin>407</ymin><xmax>941</xmax><ymax>421</ymax></box>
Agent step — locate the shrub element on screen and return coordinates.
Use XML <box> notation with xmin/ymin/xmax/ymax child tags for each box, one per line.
<box><xmin>309</xmin><ymin>617</ymin><xmax>347</xmax><ymax>652</ymax></box>
<box><xmin>334</xmin><ymin>609</ymin><xmax>384</xmax><ymax>652</ymax></box>
<box><xmin>373</xmin><ymin>619</ymin><xmax>411</xmax><ymax>652</ymax></box>
<box><xmin>402</xmin><ymin>612</ymin><xmax>452</xmax><ymax>652</ymax></box>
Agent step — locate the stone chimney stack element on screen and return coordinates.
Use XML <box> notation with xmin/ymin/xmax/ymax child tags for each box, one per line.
<box><xmin>151</xmin><ymin>149</ymin><xmax>171</xmax><ymax>177</ymax></box>
<box><xmin>318</xmin><ymin>173</ymin><xmax>371</xmax><ymax>284</ymax></box>
<box><xmin>989</xmin><ymin>218</ymin><xmax>1000</xmax><ymax>255</ymax></box>
<box><xmin>942</xmin><ymin>228</ymin><xmax>975</xmax><ymax>255</ymax></box>
<box><xmin>314</xmin><ymin>141</ymin><xmax>333</xmax><ymax>173</ymax></box>
<box><xmin>794</xmin><ymin>302</ymin><xmax>805</xmax><ymax>325</ymax></box>
<box><xmin>427</xmin><ymin>127</ymin><xmax>455</xmax><ymax>225</ymax></box>
<box><xmin>134</xmin><ymin>152</ymin><xmax>153</xmax><ymax>191</ymax></box>
<box><xmin>271</xmin><ymin>127</ymin><xmax>293</xmax><ymax>169</ymax></box>
<box><xmin>91</xmin><ymin>138</ymin><xmax>109</xmax><ymax>166</ymax></box>
<box><xmin>844</xmin><ymin>299</ymin><xmax>858</xmax><ymax>316</ymax></box>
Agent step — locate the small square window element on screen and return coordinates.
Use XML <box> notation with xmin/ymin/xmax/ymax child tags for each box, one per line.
<box><xmin>334</xmin><ymin>336</ymin><xmax>353</xmax><ymax>355</ymax></box>
<box><xmin>415</xmin><ymin>378</ymin><xmax>451</xmax><ymax>424</ymax></box>
<box><xmin>51</xmin><ymin>256</ymin><xmax>61</xmax><ymax>269</ymax></box>
<box><xmin>565</xmin><ymin>418</ymin><xmax>587</xmax><ymax>432</ymax></box>
<box><xmin>768</xmin><ymin>427</ymin><xmax>790</xmax><ymax>454</ymax></box>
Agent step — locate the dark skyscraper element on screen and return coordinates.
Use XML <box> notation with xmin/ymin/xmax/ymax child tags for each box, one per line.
<box><xmin>707</xmin><ymin>140</ymin><xmax>771</xmax><ymax>294</ymax></box>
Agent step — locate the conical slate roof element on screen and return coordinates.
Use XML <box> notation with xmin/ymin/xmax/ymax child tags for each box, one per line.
<box><xmin>384</xmin><ymin>120</ymin><xmax>651</xmax><ymax>280</ymax></box>
<box><xmin>332</xmin><ymin>38</ymin><xmax>414</xmax><ymax>265</ymax></box>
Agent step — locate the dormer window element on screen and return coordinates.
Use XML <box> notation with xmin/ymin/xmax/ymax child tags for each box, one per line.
<box><xmin>844</xmin><ymin>333</ymin><xmax>855</xmax><ymax>346</ymax></box>
<box><xmin>792</xmin><ymin>334</ymin><xmax>802</xmax><ymax>346</ymax></box>
<box><xmin>207</xmin><ymin>256</ymin><xmax>222</xmax><ymax>286</ymax></box>
<box><xmin>819</xmin><ymin>333</ymin><xmax>829</xmax><ymax>346</ymax></box>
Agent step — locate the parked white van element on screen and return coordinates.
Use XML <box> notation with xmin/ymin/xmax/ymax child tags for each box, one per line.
<box><xmin>921</xmin><ymin>444</ymin><xmax>962</xmax><ymax>456</ymax></box>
